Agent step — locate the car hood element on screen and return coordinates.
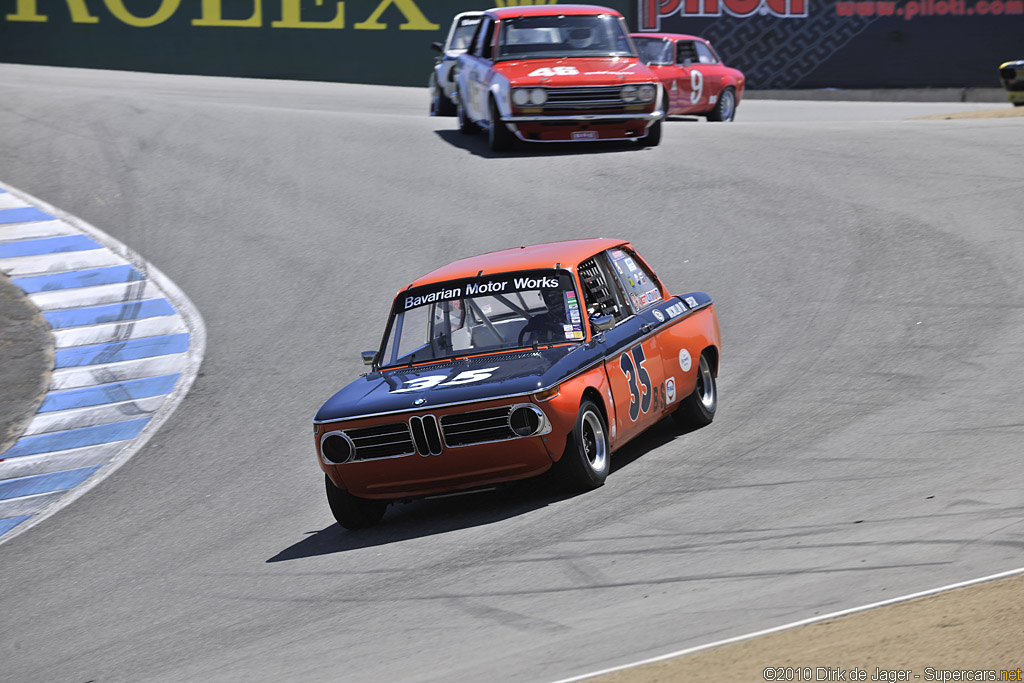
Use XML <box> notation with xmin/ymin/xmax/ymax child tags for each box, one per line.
<box><xmin>495</xmin><ymin>57</ymin><xmax>655</xmax><ymax>86</ymax></box>
<box><xmin>315</xmin><ymin>344</ymin><xmax>595</xmax><ymax>422</ymax></box>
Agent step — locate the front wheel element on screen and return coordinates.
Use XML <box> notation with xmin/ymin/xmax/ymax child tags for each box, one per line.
<box><xmin>643</xmin><ymin>119</ymin><xmax>662</xmax><ymax>147</ymax></box>
<box><xmin>707</xmin><ymin>87</ymin><xmax>737</xmax><ymax>122</ymax></box>
<box><xmin>431</xmin><ymin>84</ymin><xmax>456</xmax><ymax>117</ymax></box>
<box><xmin>488</xmin><ymin>97</ymin><xmax>515</xmax><ymax>152</ymax></box>
<box><xmin>672</xmin><ymin>351</ymin><xmax>717</xmax><ymax>428</ymax></box>
<box><xmin>325</xmin><ymin>474</ymin><xmax>387</xmax><ymax>530</ymax></box>
<box><xmin>558</xmin><ymin>400</ymin><xmax>610</xmax><ymax>490</ymax></box>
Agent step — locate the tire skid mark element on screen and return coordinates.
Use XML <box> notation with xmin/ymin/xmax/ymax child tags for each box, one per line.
<box><xmin>0</xmin><ymin>182</ymin><xmax>205</xmax><ymax>544</ymax></box>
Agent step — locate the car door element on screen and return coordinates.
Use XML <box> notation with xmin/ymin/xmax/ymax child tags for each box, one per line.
<box><xmin>694</xmin><ymin>40</ymin><xmax>724</xmax><ymax>110</ymax></box>
<box><xmin>580</xmin><ymin>250</ymin><xmax>667</xmax><ymax>445</ymax></box>
<box><xmin>457</xmin><ymin>15</ymin><xmax>496</xmax><ymax>122</ymax></box>
<box><xmin>674</xmin><ymin>40</ymin><xmax>707</xmax><ymax>114</ymax></box>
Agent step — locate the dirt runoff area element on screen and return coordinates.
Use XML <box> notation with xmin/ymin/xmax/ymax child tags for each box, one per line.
<box><xmin>910</xmin><ymin>106</ymin><xmax>1024</xmax><ymax>120</ymax></box>
<box><xmin>590</xmin><ymin>573</ymin><xmax>1024</xmax><ymax>682</ymax></box>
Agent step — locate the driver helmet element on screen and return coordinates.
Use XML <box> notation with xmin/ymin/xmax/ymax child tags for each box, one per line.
<box><xmin>567</xmin><ymin>27</ymin><xmax>595</xmax><ymax>49</ymax></box>
<box><xmin>541</xmin><ymin>288</ymin><xmax>566</xmax><ymax>317</ymax></box>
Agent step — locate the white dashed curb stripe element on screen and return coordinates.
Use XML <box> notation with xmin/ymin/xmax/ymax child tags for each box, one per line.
<box><xmin>0</xmin><ymin>181</ymin><xmax>206</xmax><ymax>545</ymax></box>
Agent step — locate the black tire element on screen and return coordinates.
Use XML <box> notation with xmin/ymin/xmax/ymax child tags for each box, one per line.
<box><xmin>672</xmin><ymin>351</ymin><xmax>717</xmax><ymax>428</ymax></box>
<box><xmin>706</xmin><ymin>87</ymin><xmax>737</xmax><ymax>122</ymax></box>
<box><xmin>643</xmin><ymin>119</ymin><xmax>662</xmax><ymax>147</ymax></box>
<box><xmin>431</xmin><ymin>84</ymin><xmax>456</xmax><ymax>117</ymax></box>
<box><xmin>325</xmin><ymin>474</ymin><xmax>387</xmax><ymax>530</ymax></box>
<box><xmin>488</xmin><ymin>97</ymin><xmax>515</xmax><ymax>152</ymax></box>
<box><xmin>558</xmin><ymin>400</ymin><xmax>610</xmax><ymax>490</ymax></box>
<box><xmin>456</xmin><ymin>93</ymin><xmax>477</xmax><ymax>134</ymax></box>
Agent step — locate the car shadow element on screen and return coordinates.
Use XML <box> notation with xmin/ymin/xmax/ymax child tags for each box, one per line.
<box><xmin>434</xmin><ymin>128</ymin><xmax>654</xmax><ymax>159</ymax></box>
<box><xmin>268</xmin><ymin>416</ymin><xmax>708</xmax><ymax>561</ymax></box>
<box><xmin>665</xmin><ymin>115</ymin><xmax>703</xmax><ymax>123</ymax></box>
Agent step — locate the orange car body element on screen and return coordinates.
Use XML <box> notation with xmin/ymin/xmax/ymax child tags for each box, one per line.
<box><xmin>314</xmin><ymin>238</ymin><xmax>720</xmax><ymax>504</ymax></box>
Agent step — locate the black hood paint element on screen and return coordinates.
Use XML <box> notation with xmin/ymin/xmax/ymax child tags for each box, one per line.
<box><xmin>315</xmin><ymin>345</ymin><xmax>588</xmax><ymax>422</ymax></box>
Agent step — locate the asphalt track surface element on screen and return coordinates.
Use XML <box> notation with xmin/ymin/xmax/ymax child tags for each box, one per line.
<box><xmin>0</xmin><ymin>64</ymin><xmax>1022</xmax><ymax>682</ymax></box>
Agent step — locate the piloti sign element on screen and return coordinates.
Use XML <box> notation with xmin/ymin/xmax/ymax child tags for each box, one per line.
<box><xmin>2</xmin><ymin>0</ymin><xmax>438</xmax><ymax>29</ymax></box>
<box><xmin>640</xmin><ymin>0</ymin><xmax>806</xmax><ymax>29</ymax></box>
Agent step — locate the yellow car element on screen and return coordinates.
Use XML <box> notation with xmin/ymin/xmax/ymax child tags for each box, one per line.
<box><xmin>999</xmin><ymin>61</ymin><xmax>1024</xmax><ymax>107</ymax></box>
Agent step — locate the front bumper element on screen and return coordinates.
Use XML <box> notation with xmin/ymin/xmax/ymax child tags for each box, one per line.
<box><xmin>502</xmin><ymin>110</ymin><xmax>664</xmax><ymax>143</ymax></box>
<box><xmin>316</xmin><ymin>397</ymin><xmax>567</xmax><ymax>499</ymax></box>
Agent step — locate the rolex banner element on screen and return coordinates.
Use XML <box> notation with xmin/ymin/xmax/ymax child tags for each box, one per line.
<box><xmin>0</xmin><ymin>0</ymin><xmax>1018</xmax><ymax>89</ymax></box>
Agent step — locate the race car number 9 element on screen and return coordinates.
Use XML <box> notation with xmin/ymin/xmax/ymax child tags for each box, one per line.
<box><xmin>690</xmin><ymin>69</ymin><xmax>703</xmax><ymax>105</ymax></box>
<box><xmin>528</xmin><ymin>67</ymin><xmax>579</xmax><ymax>77</ymax></box>
<box><xmin>619</xmin><ymin>345</ymin><xmax>652</xmax><ymax>421</ymax></box>
<box><xmin>393</xmin><ymin>368</ymin><xmax>498</xmax><ymax>393</ymax></box>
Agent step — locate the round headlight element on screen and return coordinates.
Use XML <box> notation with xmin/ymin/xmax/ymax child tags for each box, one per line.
<box><xmin>321</xmin><ymin>433</ymin><xmax>353</xmax><ymax>464</ymax></box>
<box><xmin>621</xmin><ymin>85</ymin><xmax>638</xmax><ymax>103</ymax></box>
<box><xmin>529</xmin><ymin>88</ymin><xmax>548</xmax><ymax>106</ymax></box>
<box><xmin>638</xmin><ymin>84</ymin><xmax>657</xmax><ymax>102</ymax></box>
<box><xmin>509</xmin><ymin>405</ymin><xmax>543</xmax><ymax>437</ymax></box>
<box><xmin>512</xmin><ymin>88</ymin><xmax>530</xmax><ymax>106</ymax></box>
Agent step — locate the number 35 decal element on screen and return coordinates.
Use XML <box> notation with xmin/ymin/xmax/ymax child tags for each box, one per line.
<box><xmin>393</xmin><ymin>368</ymin><xmax>498</xmax><ymax>393</ymax></box>
<box><xmin>619</xmin><ymin>345</ymin><xmax>652</xmax><ymax>421</ymax></box>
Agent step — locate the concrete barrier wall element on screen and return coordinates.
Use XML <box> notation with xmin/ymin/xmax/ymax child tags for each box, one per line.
<box><xmin>0</xmin><ymin>0</ymin><xmax>1019</xmax><ymax>89</ymax></box>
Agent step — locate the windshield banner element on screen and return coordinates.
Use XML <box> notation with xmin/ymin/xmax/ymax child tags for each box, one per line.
<box><xmin>399</xmin><ymin>269</ymin><xmax>574</xmax><ymax>312</ymax></box>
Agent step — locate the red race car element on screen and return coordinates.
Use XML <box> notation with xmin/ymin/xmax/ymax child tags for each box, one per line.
<box><xmin>453</xmin><ymin>5</ymin><xmax>665</xmax><ymax>150</ymax></box>
<box><xmin>313</xmin><ymin>239</ymin><xmax>721</xmax><ymax>529</ymax></box>
<box><xmin>631</xmin><ymin>33</ymin><xmax>744</xmax><ymax>121</ymax></box>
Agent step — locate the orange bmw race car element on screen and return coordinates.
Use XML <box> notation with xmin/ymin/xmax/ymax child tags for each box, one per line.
<box><xmin>313</xmin><ymin>239</ymin><xmax>721</xmax><ymax>529</ymax></box>
<box><xmin>631</xmin><ymin>33</ymin><xmax>745</xmax><ymax>121</ymax></box>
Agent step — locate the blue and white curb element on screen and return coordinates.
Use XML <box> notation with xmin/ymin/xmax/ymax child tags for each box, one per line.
<box><xmin>0</xmin><ymin>182</ymin><xmax>205</xmax><ymax>544</ymax></box>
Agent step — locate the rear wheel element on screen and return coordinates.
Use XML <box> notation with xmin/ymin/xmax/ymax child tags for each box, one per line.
<box><xmin>707</xmin><ymin>87</ymin><xmax>737</xmax><ymax>122</ymax></box>
<box><xmin>325</xmin><ymin>474</ymin><xmax>387</xmax><ymax>530</ymax></box>
<box><xmin>457</xmin><ymin>94</ymin><xmax>477</xmax><ymax>134</ymax></box>
<box><xmin>488</xmin><ymin>97</ymin><xmax>515</xmax><ymax>152</ymax></box>
<box><xmin>558</xmin><ymin>400</ymin><xmax>610</xmax><ymax>490</ymax></box>
<box><xmin>672</xmin><ymin>351</ymin><xmax>717</xmax><ymax>428</ymax></box>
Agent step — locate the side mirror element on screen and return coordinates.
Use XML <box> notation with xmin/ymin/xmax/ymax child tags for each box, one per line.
<box><xmin>431</xmin><ymin>41</ymin><xmax>444</xmax><ymax>53</ymax></box>
<box><xmin>590</xmin><ymin>314</ymin><xmax>615</xmax><ymax>333</ymax></box>
<box><xmin>361</xmin><ymin>350</ymin><xmax>378</xmax><ymax>366</ymax></box>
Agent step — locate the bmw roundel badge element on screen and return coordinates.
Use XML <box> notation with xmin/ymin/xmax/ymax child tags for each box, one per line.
<box><xmin>414</xmin><ymin>398</ymin><xmax>426</xmax><ymax>406</ymax></box>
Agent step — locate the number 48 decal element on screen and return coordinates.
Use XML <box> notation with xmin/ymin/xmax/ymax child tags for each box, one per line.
<box><xmin>528</xmin><ymin>66</ymin><xmax>579</xmax><ymax>77</ymax></box>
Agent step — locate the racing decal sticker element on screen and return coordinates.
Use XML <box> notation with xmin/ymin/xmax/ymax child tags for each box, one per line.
<box><xmin>528</xmin><ymin>66</ymin><xmax>580</xmax><ymax>77</ymax></box>
<box><xmin>392</xmin><ymin>368</ymin><xmax>498</xmax><ymax>393</ymax></box>
<box><xmin>652</xmin><ymin>309</ymin><xmax>665</xmax><ymax>322</ymax></box>
<box><xmin>619</xmin><ymin>344</ymin><xmax>653</xmax><ymax>421</ymax></box>
<box><xmin>685</xmin><ymin>296</ymin><xmax>699</xmax><ymax>308</ymax></box>
<box><xmin>665</xmin><ymin>376</ymin><xmax>676</xmax><ymax>404</ymax></box>
<box><xmin>666</xmin><ymin>301</ymin><xmax>687</xmax><ymax>318</ymax></box>
<box><xmin>679</xmin><ymin>348</ymin><xmax>692</xmax><ymax>372</ymax></box>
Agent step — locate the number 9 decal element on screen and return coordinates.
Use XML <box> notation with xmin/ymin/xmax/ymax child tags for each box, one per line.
<box><xmin>690</xmin><ymin>69</ymin><xmax>704</xmax><ymax>105</ymax></box>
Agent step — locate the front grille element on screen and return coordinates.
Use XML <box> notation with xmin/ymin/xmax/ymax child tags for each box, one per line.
<box><xmin>441</xmin><ymin>406</ymin><xmax>516</xmax><ymax>447</ymax></box>
<box><xmin>544</xmin><ymin>86</ymin><xmax>626</xmax><ymax>110</ymax></box>
<box><xmin>346</xmin><ymin>422</ymin><xmax>415</xmax><ymax>460</ymax></box>
<box><xmin>410</xmin><ymin>415</ymin><xmax>443</xmax><ymax>456</ymax></box>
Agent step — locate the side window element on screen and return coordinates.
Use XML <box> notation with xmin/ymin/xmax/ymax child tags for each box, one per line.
<box><xmin>578</xmin><ymin>255</ymin><xmax>628</xmax><ymax>322</ymax></box>
<box><xmin>469</xmin><ymin>17</ymin><xmax>492</xmax><ymax>57</ymax></box>
<box><xmin>606</xmin><ymin>248</ymin><xmax>663</xmax><ymax>313</ymax></box>
<box><xmin>695</xmin><ymin>41</ymin><xmax>718</xmax><ymax>65</ymax></box>
<box><xmin>676</xmin><ymin>41</ymin><xmax>698</xmax><ymax>65</ymax></box>
<box><xmin>478</xmin><ymin>17</ymin><xmax>495</xmax><ymax>60</ymax></box>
